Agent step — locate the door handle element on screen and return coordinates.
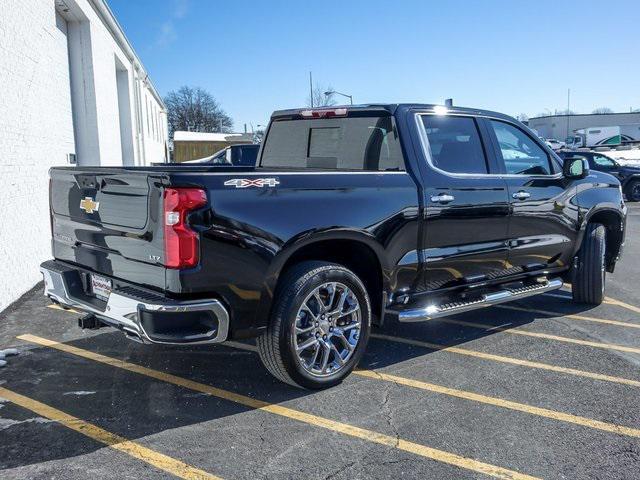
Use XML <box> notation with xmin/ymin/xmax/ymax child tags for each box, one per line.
<box><xmin>512</xmin><ymin>191</ymin><xmax>531</xmax><ymax>200</ymax></box>
<box><xmin>430</xmin><ymin>193</ymin><xmax>455</xmax><ymax>204</ymax></box>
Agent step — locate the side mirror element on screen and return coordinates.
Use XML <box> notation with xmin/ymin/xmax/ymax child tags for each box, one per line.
<box><xmin>563</xmin><ymin>157</ymin><xmax>589</xmax><ymax>179</ymax></box>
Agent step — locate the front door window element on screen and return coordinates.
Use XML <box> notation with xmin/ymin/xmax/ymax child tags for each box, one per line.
<box><xmin>490</xmin><ymin>120</ymin><xmax>552</xmax><ymax>175</ymax></box>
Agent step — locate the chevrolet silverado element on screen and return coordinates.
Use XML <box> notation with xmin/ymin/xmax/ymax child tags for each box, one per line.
<box><xmin>41</xmin><ymin>104</ymin><xmax>626</xmax><ymax>389</ymax></box>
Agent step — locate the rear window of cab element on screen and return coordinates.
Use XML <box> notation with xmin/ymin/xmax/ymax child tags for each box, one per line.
<box><xmin>260</xmin><ymin>116</ymin><xmax>405</xmax><ymax>171</ymax></box>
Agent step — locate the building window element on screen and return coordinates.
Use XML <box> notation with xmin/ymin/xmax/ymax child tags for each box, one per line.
<box><xmin>145</xmin><ymin>97</ymin><xmax>150</xmax><ymax>134</ymax></box>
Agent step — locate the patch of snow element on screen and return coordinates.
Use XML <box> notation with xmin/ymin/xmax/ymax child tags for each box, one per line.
<box><xmin>173</xmin><ymin>131</ymin><xmax>251</xmax><ymax>142</ymax></box>
<box><xmin>0</xmin><ymin>417</ymin><xmax>54</xmax><ymax>431</ymax></box>
<box><xmin>610</xmin><ymin>147</ymin><xmax>640</xmax><ymax>164</ymax></box>
<box><xmin>182</xmin><ymin>392</ymin><xmax>211</xmax><ymax>398</ymax></box>
<box><xmin>62</xmin><ymin>391</ymin><xmax>96</xmax><ymax>396</ymax></box>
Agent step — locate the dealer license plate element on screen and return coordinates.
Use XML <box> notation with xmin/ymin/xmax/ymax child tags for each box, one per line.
<box><xmin>90</xmin><ymin>274</ymin><xmax>112</xmax><ymax>301</ymax></box>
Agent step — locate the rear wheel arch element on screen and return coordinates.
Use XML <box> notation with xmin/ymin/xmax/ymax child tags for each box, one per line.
<box><xmin>260</xmin><ymin>235</ymin><xmax>387</xmax><ymax>327</ymax></box>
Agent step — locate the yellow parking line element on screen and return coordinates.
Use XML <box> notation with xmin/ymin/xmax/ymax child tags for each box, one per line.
<box><xmin>203</xmin><ymin>337</ymin><xmax>640</xmax><ymax>437</ymax></box>
<box><xmin>369</xmin><ymin>333</ymin><xmax>640</xmax><ymax>388</ymax></box>
<box><xmin>18</xmin><ymin>334</ymin><xmax>537</xmax><ymax>480</ymax></box>
<box><xmin>439</xmin><ymin>318</ymin><xmax>640</xmax><ymax>355</ymax></box>
<box><xmin>0</xmin><ymin>386</ymin><xmax>220</xmax><ymax>480</ymax></box>
<box><xmin>45</xmin><ymin>304</ymin><xmax>640</xmax><ymax>388</ymax></box>
<box><xmin>192</xmin><ymin>335</ymin><xmax>640</xmax><ymax>389</ymax></box>
<box><xmin>224</xmin><ymin>337</ymin><xmax>640</xmax><ymax>438</ymax></box>
<box><xmin>604</xmin><ymin>296</ymin><xmax>640</xmax><ymax>314</ymax></box>
<box><xmin>353</xmin><ymin>370</ymin><xmax>640</xmax><ymax>439</ymax></box>
<box><xmin>497</xmin><ymin>305</ymin><xmax>640</xmax><ymax>329</ymax></box>
<box><xmin>47</xmin><ymin>304</ymin><xmax>78</xmax><ymax>313</ymax></box>
<box><xmin>558</xmin><ymin>285</ymin><xmax>640</xmax><ymax>314</ymax></box>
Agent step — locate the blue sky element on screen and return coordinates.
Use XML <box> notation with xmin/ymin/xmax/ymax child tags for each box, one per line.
<box><xmin>109</xmin><ymin>0</ymin><xmax>640</xmax><ymax>132</ymax></box>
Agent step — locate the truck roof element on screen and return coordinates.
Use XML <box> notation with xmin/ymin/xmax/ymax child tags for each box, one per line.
<box><xmin>271</xmin><ymin>104</ymin><xmax>515</xmax><ymax>122</ymax></box>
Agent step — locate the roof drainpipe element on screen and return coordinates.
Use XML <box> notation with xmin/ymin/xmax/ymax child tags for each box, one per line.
<box><xmin>132</xmin><ymin>68</ymin><xmax>143</xmax><ymax>166</ymax></box>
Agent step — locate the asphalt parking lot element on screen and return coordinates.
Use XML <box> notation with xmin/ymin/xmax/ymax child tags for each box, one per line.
<box><xmin>1</xmin><ymin>205</ymin><xmax>639</xmax><ymax>479</ymax></box>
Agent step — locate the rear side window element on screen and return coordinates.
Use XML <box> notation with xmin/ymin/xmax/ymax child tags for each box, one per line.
<box><xmin>420</xmin><ymin>115</ymin><xmax>488</xmax><ymax>174</ymax></box>
<box><xmin>231</xmin><ymin>146</ymin><xmax>259</xmax><ymax>166</ymax></box>
<box><xmin>490</xmin><ymin>120</ymin><xmax>552</xmax><ymax>175</ymax></box>
<box><xmin>260</xmin><ymin>116</ymin><xmax>404</xmax><ymax>171</ymax></box>
<box><xmin>592</xmin><ymin>154</ymin><xmax>616</xmax><ymax>168</ymax></box>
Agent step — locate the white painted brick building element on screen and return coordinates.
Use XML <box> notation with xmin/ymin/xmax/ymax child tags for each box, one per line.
<box><xmin>0</xmin><ymin>0</ymin><xmax>168</xmax><ymax>312</ymax></box>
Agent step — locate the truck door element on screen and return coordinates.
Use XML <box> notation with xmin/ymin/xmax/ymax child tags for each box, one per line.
<box><xmin>416</xmin><ymin>113</ymin><xmax>511</xmax><ymax>291</ymax></box>
<box><xmin>484</xmin><ymin>118</ymin><xmax>578</xmax><ymax>273</ymax></box>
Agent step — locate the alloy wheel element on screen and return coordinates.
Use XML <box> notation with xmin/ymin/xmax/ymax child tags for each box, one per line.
<box><xmin>293</xmin><ymin>282</ymin><xmax>361</xmax><ymax>377</ymax></box>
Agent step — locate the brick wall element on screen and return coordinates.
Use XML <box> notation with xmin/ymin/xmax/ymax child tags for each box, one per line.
<box><xmin>0</xmin><ymin>0</ymin><xmax>168</xmax><ymax>311</ymax></box>
<box><xmin>0</xmin><ymin>2</ymin><xmax>75</xmax><ymax>311</ymax></box>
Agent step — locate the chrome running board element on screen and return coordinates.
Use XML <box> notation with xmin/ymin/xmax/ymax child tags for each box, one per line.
<box><xmin>393</xmin><ymin>278</ymin><xmax>563</xmax><ymax>323</ymax></box>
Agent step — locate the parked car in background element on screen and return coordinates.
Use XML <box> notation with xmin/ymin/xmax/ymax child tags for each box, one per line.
<box><xmin>558</xmin><ymin>150</ymin><xmax>640</xmax><ymax>201</ymax></box>
<box><xmin>545</xmin><ymin>138</ymin><xmax>566</xmax><ymax>150</ymax></box>
<box><xmin>184</xmin><ymin>144</ymin><xmax>260</xmax><ymax>166</ymax></box>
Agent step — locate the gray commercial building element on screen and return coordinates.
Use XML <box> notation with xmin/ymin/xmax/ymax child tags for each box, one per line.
<box><xmin>528</xmin><ymin>112</ymin><xmax>640</xmax><ymax>141</ymax></box>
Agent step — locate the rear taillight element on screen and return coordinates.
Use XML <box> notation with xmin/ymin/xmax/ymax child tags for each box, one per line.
<box><xmin>163</xmin><ymin>187</ymin><xmax>207</xmax><ymax>269</ymax></box>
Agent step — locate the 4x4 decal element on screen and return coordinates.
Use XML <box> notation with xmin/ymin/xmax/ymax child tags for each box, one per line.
<box><xmin>224</xmin><ymin>178</ymin><xmax>280</xmax><ymax>188</ymax></box>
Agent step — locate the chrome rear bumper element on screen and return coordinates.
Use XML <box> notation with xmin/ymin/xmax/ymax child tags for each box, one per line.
<box><xmin>41</xmin><ymin>260</ymin><xmax>229</xmax><ymax>345</ymax></box>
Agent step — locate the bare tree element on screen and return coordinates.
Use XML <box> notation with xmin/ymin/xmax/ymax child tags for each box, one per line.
<box><xmin>515</xmin><ymin>113</ymin><xmax>529</xmax><ymax>122</ymax></box>
<box><xmin>592</xmin><ymin>107</ymin><xmax>614</xmax><ymax>114</ymax></box>
<box><xmin>164</xmin><ymin>86</ymin><xmax>233</xmax><ymax>139</ymax></box>
<box><xmin>306</xmin><ymin>84</ymin><xmax>337</xmax><ymax>108</ymax></box>
<box><xmin>557</xmin><ymin>109</ymin><xmax>577</xmax><ymax>115</ymax></box>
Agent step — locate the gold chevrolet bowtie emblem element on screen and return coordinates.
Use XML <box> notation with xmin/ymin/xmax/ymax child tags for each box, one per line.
<box><xmin>79</xmin><ymin>197</ymin><xmax>100</xmax><ymax>214</ymax></box>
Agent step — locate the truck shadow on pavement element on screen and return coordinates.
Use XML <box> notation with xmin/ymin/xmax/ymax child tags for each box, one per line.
<box><xmin>0</xmin><ymin>294</ymin><xmax>601</xmax><ymax>471</ymax></box>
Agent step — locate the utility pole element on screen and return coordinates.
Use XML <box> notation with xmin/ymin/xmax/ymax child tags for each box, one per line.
<box><xmin>309</xmin><ymin>71</ymin><xmax>313</xmax><ymax>108</ymax></box>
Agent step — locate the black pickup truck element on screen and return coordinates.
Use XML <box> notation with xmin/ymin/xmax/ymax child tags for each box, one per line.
<box><xmin>42</xmin><ymin>104</ymin><xmax>627</xmax><ymax>389</ymax></box>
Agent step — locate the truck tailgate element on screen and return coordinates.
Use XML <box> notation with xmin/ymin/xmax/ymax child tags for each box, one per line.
<box><xmin>50</xmin><ymin>168</ymin><xmax>166</xmax><ymax>291</ymax></box>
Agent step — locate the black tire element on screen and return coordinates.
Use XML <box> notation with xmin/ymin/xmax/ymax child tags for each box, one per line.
<box><xmin>626</xmin><ymin>179</ymin><xmax>640</xmax><ymax>202</ymax></box>
<box><xmin>257</xmin><ymin>261</ymin><xmax>371</xmax><ymax>389</ymax></box>
<box><xmin>572</xmin><ymin>223</ymin><xmax>606</xmax><ymax>305</ymax></box>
